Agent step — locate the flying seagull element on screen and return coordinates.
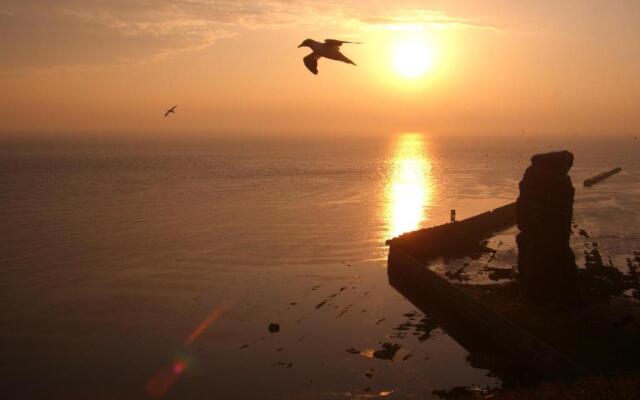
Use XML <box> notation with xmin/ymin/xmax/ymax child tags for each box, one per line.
<box><xmin>298</xmin><ymin>39</ymin><xmax>360</xmax><ymax>75</ymax></box>
<box><xmin>164</xmin><ymin>105</ymin><xmax>177</xmax><ymax>117</ymax></box>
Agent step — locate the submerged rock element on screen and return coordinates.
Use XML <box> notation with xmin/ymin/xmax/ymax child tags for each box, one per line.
<box><xmin>579</xmin><ymin>244</ymin><xmax>639</xmax><ymax>303</ymax></box>
<box><xmin>372</xmin><ymin>343</ymin><xmax>402</xmax><ymax>360</ymax></box>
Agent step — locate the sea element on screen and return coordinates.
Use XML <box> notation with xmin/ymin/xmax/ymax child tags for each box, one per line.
<box><xmin>1</xmin><ymin>133</ymin><xmax>639</xmax><ymax>399</ymax></box>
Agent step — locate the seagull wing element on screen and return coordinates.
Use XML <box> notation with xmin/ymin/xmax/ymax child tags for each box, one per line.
<box><xmin>303</xmin><ymin>53</ymin><xmax>319</xmax><ymax>75</ymax></box>
<box><xmin>324</xmin><ymin>39</ymin><xmax>361</xmax><ymax>48</ymax></box>
<box><xmin>164</xmin><ymin>105</ymin><xmax>177</xmax><ymax>117</ymax></box>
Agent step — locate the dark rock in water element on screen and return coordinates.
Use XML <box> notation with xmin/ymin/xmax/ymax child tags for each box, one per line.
<box><xmin>579</xmin><ymin>244</ymin><xmax>638</xmax><ymax>303</ymax></box>
<box><xmin>391</xmin><ymin>315</ymin><xmax>438</xmax><ymax>342</ymax></box>
<box><xmin>516</xmin><ymin>150</ymin><xmax>578</xmax><ymax>306</ymax></box>
<box><xmin>372</xmin><ymin>343</ymin><xmax>402</xmax><ymax>360</ymax></box>
<box><xmin>345</xmin><ymin>348</ymin><xmax>360</xmax><ymax>355</ymax></box>
<box><xmin>432</xmin><ymin>386</ymin><xmax>475</xmax><ymax>399</ymax></box>
<box><xmin>268</xmin><ymin>323</ymin><xmax>280</xmax><ymax>333</ymax></box>
<box><xmin>445</xmin><ymin>266</ymin><xmax>470</xmax><ymax>282</ymax></box>
<box><xmin>485</xmin><ymin>266</ymin><xmax>517</xmax><ymax>281</ymax></box>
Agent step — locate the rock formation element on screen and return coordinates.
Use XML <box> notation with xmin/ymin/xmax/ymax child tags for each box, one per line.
<box><xmin>516</xmin><ymin>151</ymin><xmax>578</xmax><ymax>306</ymax></box>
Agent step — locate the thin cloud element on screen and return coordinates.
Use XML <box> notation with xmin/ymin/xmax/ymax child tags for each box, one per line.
<box><xmin>0</xmin><ymin>1</ymin><xmax>334</xmax><ymax>71</ymax></box>
<box><xmin>0</xmin><ymin>1</ymin><xmax>501</xmax><ymax>72</ymax></box>
<box><xmin>354</xmin><ymin>9</ymin><xmax>502</xmax><ymax>32</ymax></box>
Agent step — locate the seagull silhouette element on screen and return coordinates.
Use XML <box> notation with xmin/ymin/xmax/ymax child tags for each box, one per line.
<box><xmin>298</xmin><ymin>39</ymin><xmax>360</xmax><ymax>75</ymax></box>
<box><xmin>164</xmin><ymin>105</ymin><xmax>177</xmax><ymax>117</ymax></box>
<box><xmin>341</xmin><ymin>261</ymin><xmax>354</xmax><ymax>267</ymax></box>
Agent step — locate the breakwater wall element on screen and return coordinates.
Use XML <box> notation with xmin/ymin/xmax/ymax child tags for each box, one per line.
<box><xmin>583</xmin><ymin>167</ymin><xmax>622</xmax><ymax>187</ymax></box>
<box><xmin>386</xmin><ymin>202</ymin><xmax>516</xmax><ymax>262</ymax></box>
<box><xmin>387</xmin><ymin>246</ymin><xmax>589</xmax><ymax>380</ymax></box>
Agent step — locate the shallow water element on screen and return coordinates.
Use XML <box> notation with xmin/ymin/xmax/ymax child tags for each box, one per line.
<box><xmin>1</xmin><ymin>133</ymin><xmax>638</xmax><ymax>399</ymax></box>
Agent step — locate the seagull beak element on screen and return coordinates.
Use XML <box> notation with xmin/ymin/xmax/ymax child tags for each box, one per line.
<box><xmin>297</xmin><ymin>43</ymin><xmax>304</xmax><ymax>48</ymax></box>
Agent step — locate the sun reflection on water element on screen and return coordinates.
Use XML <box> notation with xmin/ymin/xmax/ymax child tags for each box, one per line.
<box><xmin>386</xmin><ymin>134</ymin><xmax>433</xmax><ymax>239</ymax></box>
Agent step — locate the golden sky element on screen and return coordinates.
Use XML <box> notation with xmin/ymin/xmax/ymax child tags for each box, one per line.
<box><xmin>0</xmin><ymin>0</ymin><xmax>638</xmax><ymax>136</ymax></box>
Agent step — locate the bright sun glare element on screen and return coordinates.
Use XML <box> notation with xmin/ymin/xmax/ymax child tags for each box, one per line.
<box><xmin>392</xmin><ymin>38</ymin><xmax>435</xmax><ymax>79</ymax></box>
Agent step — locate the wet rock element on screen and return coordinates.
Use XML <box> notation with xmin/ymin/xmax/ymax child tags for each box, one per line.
<box><xmin>272</xmin><ymin>361</ymin><xmax>293</xmax><ymax>368</ymax></box>
<box><xmin>484</xmin><ymin>266</ymin><xmax>517</xmax><ymax>281</ymax></box>
<box><xmin>627</xmin><ymin>251</ymin><xmax>640</xmax><ymax>281</ymax></box>
<box><xmin>268</xmin><ymin>323</ymin><xmax>280</xmax><ymax>333</ymax></box>
<box><xmin>432</xmin><ymin>386</ymin><xmax>475</xmax><ymax>399</ymax></box>
<box><xmin>336</xmin><ymin>304</ymin><xmax>354</xmax><ymax>318</ymax></box>
<box><xmin>391</xmin><ymin>315</ymin><xmax>438</xmax><ymax>341</ymax></box>
<box><xmin>372</xmin><ymin>343</ymin><xmax>402</xmax><ymax>360</ymax></box>
<box><xmin>446</xmin><ymin>266</ymin><xmax>470</xmax><ymax>282</ymax></box>
<box><xmin>516</xmin><ymin>150</ymin><xmax>578</xmax><ymax>306</ymax></box>
<box><xmin>403</xmin><ymin>312</ymin><xmax>417</xmax><ymax>318</ymax></box>
<box><xmin>579</xmin><ymin>244</ymin><xmax>638</xmax><ymax>302</ymax></box>
<box><xmin>413</xmin><ymin>317</ymin><xmax>439</xmax><ymax>342</ymax></box>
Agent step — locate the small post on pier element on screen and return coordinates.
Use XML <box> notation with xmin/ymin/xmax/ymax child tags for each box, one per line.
<box><xmin>450</xmin><ymin>209</ymin><xmax>456</xmax><ymax>223</ymax></box>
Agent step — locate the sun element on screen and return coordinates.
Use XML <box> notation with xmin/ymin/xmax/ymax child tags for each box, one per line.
<box><xmin>392</xmin><ymin>38</ymin><xmax>436</xmax><ymax>79</ymax></box>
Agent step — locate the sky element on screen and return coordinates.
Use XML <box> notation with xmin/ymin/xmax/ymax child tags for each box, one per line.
<box><xmin>0</xmin><ymin>0</ymin><xmax>639</xmax><ymax>137</ymax></box>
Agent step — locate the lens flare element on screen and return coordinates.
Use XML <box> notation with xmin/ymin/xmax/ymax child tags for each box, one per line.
<box><xmin>146</xmin><ymin>304</ymin><xmax>229</xmax><ymax>399</ymax></box>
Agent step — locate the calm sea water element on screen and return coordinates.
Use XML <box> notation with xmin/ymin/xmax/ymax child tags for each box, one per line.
<box><xmin>1</xmin><ymin>134</ymin><xmax>639</xmax><ymax>399</ymax></box>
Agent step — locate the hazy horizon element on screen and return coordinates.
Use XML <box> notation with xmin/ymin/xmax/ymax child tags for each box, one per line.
<box><xmin>1</xmin><ymin>129</ymin><xmax>637</xmax><ymax>142</ymax></box>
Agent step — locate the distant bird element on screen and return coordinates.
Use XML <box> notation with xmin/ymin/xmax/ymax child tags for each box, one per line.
<box><xmin>298</xmin><ymin>39</ymin><xmax>360</xmax><ymax>75</ymax></box>
<box><xmin>164</xmin><ymin>105</ymin><xmax>177</xmax><ymax>117</ymax></box>
<box><xmin>341</xmin><ymin>262</ymin><xmax>354</xmax><ymax>267</ymax></box>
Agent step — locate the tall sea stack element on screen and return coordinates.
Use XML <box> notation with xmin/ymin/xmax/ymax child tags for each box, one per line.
<box><xmin>516</xmin><ymin>151</ymin><xmax>578</xmax><ymax>306</ymax></box>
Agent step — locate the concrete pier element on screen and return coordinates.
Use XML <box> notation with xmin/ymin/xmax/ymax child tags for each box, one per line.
<box><xmin>386</xmin><ymin>202</ymin><xmax>516</xmax><ymax>262</ymax></box>
<box><xmin>583</xmin><ymin>167</ymin><xmax>622</xmax><ymax>187</ymax></box>
<box><xmin>387</xmin><ymin>152</ymin><xmax>640</xmax><ymax>382</ymax></box>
